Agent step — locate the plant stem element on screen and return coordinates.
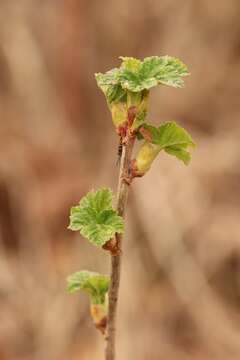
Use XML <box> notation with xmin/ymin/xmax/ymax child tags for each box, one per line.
<box><xmin>105</xmin><ymin>134</ymin><xmax>135</xmax><ymax>360</ymax></box>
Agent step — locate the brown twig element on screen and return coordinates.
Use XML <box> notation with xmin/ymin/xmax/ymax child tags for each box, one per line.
<box><xmin>105</xmin><ymin>134</ymin><xmax>135</xmax><ymax>360</ymax></box>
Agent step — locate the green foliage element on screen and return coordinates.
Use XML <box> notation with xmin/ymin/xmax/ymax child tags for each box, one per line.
<box><xmin>118</xmin><ymin>56</ymin><xmax>188</xmax><ymax>91</ymax></box>
<box><xmin>164</xmin><ymin>144</ymin><xmax>192</xmax><ymax>165</ymax></box>
<box><xmin>119</xmin><ymin>56</ymin><xmax>142</xmax><ymax>72</ymax></box>
<box><xmin>131</xmin><ymin>110</ymin><xmax>147</xmax><ymax>131</ymax></box>
<box><xmin>128</xmin><ymin>90</ymin><xmax>149</xmax><ymax>130</ymax></box>
<box><xmin>67</xmin><ymin>270</ymin><xmax>110</xmax><ymax>304</ymax></box>
<box><xmin>141</xmin><ymin>121</ymin><xmax>194</xmax><ymax>147</ymax></box>
<box><xmin>67</xmin><ymin>54</ymin><xmax>195</xmax><ymax>346</ymax></box>
<box><xmin>68</xmin><ymin>188</ymin><xmax>124</xmax><ymax>246</ymax></box>
<box><xmin>95</xmin><ymin>56</ymin><xmax>189</xmax><ymax>135</ymax></box>
<box><xmin>106</xmin><ymin>84</ymin><xmax>127</xmax><ymax>104</ymax></box>
<box><xmin>95</xmin><ymin>56</ymin><xmax>189</xmax><ymax>101</ymax></box>
<box><xmin>140</xmin><ymin>56</ymin><xmax>189</xmax><ymax>88</ymax></box>
<box><xmin>95</xmin><ymin>69</ymin><xmax>127</xmax><ymax>104</ymax></box>
<box><xmin>140</xmin><ymin>121</ymin><xmax>195</xmax><ymax>165</ymax></box>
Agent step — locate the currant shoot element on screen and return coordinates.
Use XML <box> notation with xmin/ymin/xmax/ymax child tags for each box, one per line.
<box><xmin>67</xmin><ymin>55</ymin><xmax>195</xmax><ymax>360</ymax></box>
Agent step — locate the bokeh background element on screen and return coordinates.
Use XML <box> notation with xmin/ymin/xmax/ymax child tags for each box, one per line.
<box><xmin>0</xmin><ymin>1</ymin><xmax>240</xmax><ymax>359</ymax></box>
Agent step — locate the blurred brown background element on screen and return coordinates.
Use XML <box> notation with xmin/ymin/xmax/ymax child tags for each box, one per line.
<box><xmin>0</xmin><ymin>1</ymin><xmax>240</xmax><ymax>359</ymax></box>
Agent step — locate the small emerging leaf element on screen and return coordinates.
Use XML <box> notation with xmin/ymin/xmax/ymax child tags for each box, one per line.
<box><xmin>140</xmin><ymin>121</ymin><xmax>195</xmax><ymax>164</ymax></box>
<box><xmin>67</xmin><ymin>270</ymin><xmax>110</xmax><ymax>305</ymax></box>
<box><xmin>95</xmin><ymin>69</ymin><xmax>126</xmax><ymax>104</ymax></box>
<box><xmin>68</xmin><ymin>188</ymin><xmax>124</xmax><ymax>246</ymax></box>
<box><xmin>110</xmin><ymin>101</ymin><xmax>128</xmax><ymax>127</ymax></box>
<box><xmin>129</xmin><ymin>90</ymin><xmax>149</xmax><ymax>130</ymax></box>
<box><xmin>119</xmin><ymin>57</ymin><xmax>141</xmax><ymax>73</ymax></box>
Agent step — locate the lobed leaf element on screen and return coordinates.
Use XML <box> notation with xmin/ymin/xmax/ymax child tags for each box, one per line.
<box><xmin>95</xmin><ymin>68</ymin><xmax>119</xmax><ymax>87</ymax></box>
<box><xmin>141</xmin><ymin>56</ymin><xmax>189</xmax><ymax>88</ymax></box>
<box><xmin>140</xmin><ymin>121</ymin><xmax>195</xmax><ymax>165</ymax></box>
<box><xmin>67</xmin><ymin>270</ymin><xmax>110</xmax><ymax>304</ymax></box>
<box><xmin>164</xmin><ymin>144</ymin><xmax>191</xmax><ymax>165</ymax></box>
<box><xmin>95</xmin><ymin>69</ymin><xmax>127</xmax><ymax>104</ymax></box>
<box><xmin>118</xmin><ymin>55</ymin><xmax>189</xmax><ymax>92</ymax></box>
<box><xmin>95</xmin><ymin>56</ymin><xmax>189</xmax><ymax>97</ymax></box>
<box><xmin>68</xmin><ymin>188</ymin><xmax>124</xmax><ymax>246</ymax></box>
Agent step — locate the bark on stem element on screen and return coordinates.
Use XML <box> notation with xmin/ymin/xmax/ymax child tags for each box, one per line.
<box><xmin>105</xmin><ymin>135</ymin><xmax>135</xmax><ymax>360</ymax></box>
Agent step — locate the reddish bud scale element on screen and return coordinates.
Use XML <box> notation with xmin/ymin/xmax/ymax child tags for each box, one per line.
<box><xmin>139</xmin><ymin>126</ymin><xmax>153</xmax><ymax>142</ymax></box>
<box><xmin>102</xmin><ymin>237</ymin><xmax>121</xmax><ymax>256</ymax></box>
<box><xmin>127</xmin><ymin>106</ymin><xmax>137</xmax><ymax>127</ymax></box>
<box><xmin>90</xmin><ymin>304</ymin><xmax>108</xmax><ymax>334</ymax></box>
<box><xmin>116</xmin><ymin>121</ymin><xmax>128</xmax><ymax>137</ymax></box>
<box><xmin>130</xmin><ymin>159</ymin><xmax>145</xmax><ymax>178</ymax></box>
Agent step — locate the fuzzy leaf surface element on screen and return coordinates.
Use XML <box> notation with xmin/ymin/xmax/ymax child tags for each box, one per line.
<box><xmin>68</xmin><ymin>188</ymin><xmax>124</xmax><ymax>246</ymax></box>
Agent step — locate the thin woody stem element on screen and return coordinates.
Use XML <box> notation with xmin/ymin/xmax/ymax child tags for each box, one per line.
<box><xmin>105</xmin><ymin>134</ymin><xmax>135</xmax><ymax>360</ymax></box>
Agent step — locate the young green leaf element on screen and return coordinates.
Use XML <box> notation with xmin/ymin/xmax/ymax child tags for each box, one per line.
<box><xmin>141</xmin><ymin>121</ymin><xmax>195</xmax><ymax>148</ymax></box>
<box><xmin>106</xmin><ymin>84</ymin><xmax>127</xmax><ymax>104</ymax></box>
<box><xmin>95</xmin><ymin>69</ymin><xmax>126</xmax><ymax>104</ymax></box>
<box><xmin>128</xmin><ymin>90</ymin><xmax>149</xmax><ymax>131</ymax></box>
<box><xmin>118</xmin><ymin>56</ymin><xmax>189</xmax><ymax>92</ymax></box>
<box><xmin>133</xmin><ymin>121</ymin><xmax>195</xmax><ymax>175</ymax></box>
<box><xmin>141</xmin><ymin>56</ymin><xmax>189</xmax><ymax>88</ymax></box>
<box><xmin>164</xmin><ymin>144</ymin><xmax>192</xmax><ymax>165</ymax></box>
<box><xmin>67</xmin><ymin>270</ymin><xmax>110</xmax><ymax>304</ymax></box>
<box><xmin>95</xmin><ymin>56</ymin><xmax>189</xmax><ymax>97</ymax></box>
<box><xmin>139</xmin><ymin>121</ymin><xmax>195</xmax><ymax>164</ymax></box>
<box><xmin>68</xmin><ymin>188</ymin><xmax>124</xmax><ymax>246</ymax></box>
<box><xmin>95</xmin><ymin>68</ymin><xmax>119</xmax><ymax>88</ymax></box>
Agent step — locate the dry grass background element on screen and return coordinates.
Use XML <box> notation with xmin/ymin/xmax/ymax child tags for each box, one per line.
<box><xmin>0</xmin><ymin>1</ymin><xmax>240</xmax><ymax>359</ymax></box>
